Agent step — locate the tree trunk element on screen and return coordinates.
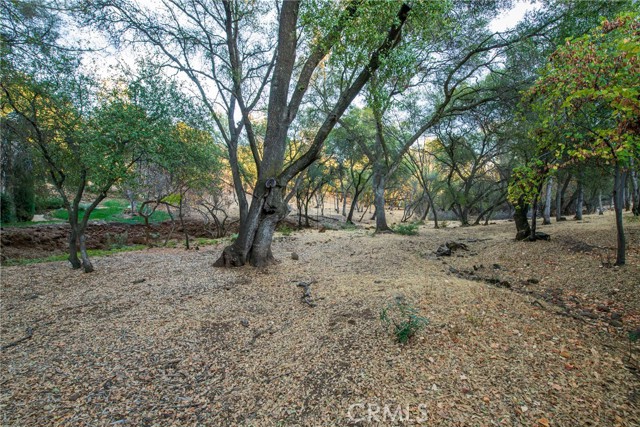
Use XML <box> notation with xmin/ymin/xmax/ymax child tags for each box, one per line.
<box><xmin>543</xmin><ymin>177</ymin><xmax>553</xmax><ymax>225</ymax></box>
<box><xmin>79</xmin><ymin>230</ymin><xmax>94</xmax><ymax>273</ymax></box>
<box><xmin>613</xmin><ymin>165</ymin><xmax>626</xmax><ymax>265</ymax></box>
<box><xmin>631</xmin><ymin>158</ymin><xmax>639</xmax><ymax>216</ymax></box>
<box><xmin>555</xmin><ymin>179</ymin><xmax>563</xmax><ymax>221</ymax></box>
<box><xmin>575</xmin><ymin>171</ymin><xmax>583</xmax><ymax>220</ymax></box>
<box><xmin>426</xmin><ymin>190</ymin><xmax>438</xmax><ymax>229</ymax></box>
<box><xmin>68</xmin><ymin>219</ymin><xmax>81</xmax><ymax>269</ymax></box>
<box><xmin>624</xmin><ymin>174</ymin><xmax>631</xmax><ymax>211</ymax></box>
<box><xmin>341</xmin><ymin>189</ymin><xmax>348</xmax><ymax>217</ymax></box>
<box><xmin>530</xmin><ymin>193</ymin><xmax>539</xmax><ymax>240</ymax></box>
<box><xmin>214</xmin><ymin>1</ymin><xmax>412</xmax><ymax>267</ymax></box>
<box><xmin>178</xmin><ymin>197</ymin><xmax>189</xmax><ymax>249</ymax></box>
<box><xmin>346</xmin><ymin>188</ymin><xmax>363</xmax><ymax>224</ymax></box>
<box><xmin>558</xmin><ymin>173</ymin><xmax>572</xmax><ymax>218</ymax></box>
<box><xmin>372</xmin><ymin>167</ymin><xmax>391</xmax><ymax>232</ymax></box>
<box><xmin>514</xmin><ymin>196</ymin><xmax>531</xmax><ymax>241</ymax></box>
<box><xmin>598</xmin><ymin>189</ymin><xmax>604</xmax><ymax>215</ymax></box>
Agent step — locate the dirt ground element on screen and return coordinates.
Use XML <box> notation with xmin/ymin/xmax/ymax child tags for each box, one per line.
<box><xmin>0</xmin><ymin>220</ymin><xmax>223</xmax><ymax>261</ymax></box>
<box><xmin>0</xmin><ymin>212</ymin><xmax>639</xmax><ymax>426</ymax></box>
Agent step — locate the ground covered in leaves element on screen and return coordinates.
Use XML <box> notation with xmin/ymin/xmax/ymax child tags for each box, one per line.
<box><xmin>1</xmin><ymin>212</ymin><xmax>639</xmax><ymax>426</ymax></box>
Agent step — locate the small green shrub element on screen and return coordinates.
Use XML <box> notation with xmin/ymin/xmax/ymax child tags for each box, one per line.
<box><xmin>380</xmin><ymin>298</ymin><xmax>429</xmax><ymax>344</ymax></box>
<box><xmin>35</xmin><ymin>195</ymin><xmax>65</xmax><ymax>212</ymax></box>
<box><xmin>342</xmin><ymin>222</ymin><xmax>358</xmax><ymax>231</ymax></box>
<box><xmin>230</xmin><ymin>233</ymin><xmax>239</xmax><ymax>243</ymax></box>
<box><xmin>393</xmin><ymin>222</ymin><xmax>419</xmax><ymax>236</ymax></box>
<box><xmin>440</xmin><ymin>220</ymin><xmax>449</xmax><ymax>228</ymax></box>
<box><xmin>1</xmin><ymin>193</ymin><xmax>15</xmax><ymax>223</ymax></box>
<box><xmin>278</xmin><ymin>224</ymin><xmax>294</xmax><ymax>236</ymax></box>
<box><xmin>196</xmin><ymin>237</ymin><xmax>219</xmax><ymax>246</ymax></box>
<box><xmin>14</xmin><ymin>181</ymin><xmax>35</xmax><ymax>222</ymax></box>
<box><xmin>105</xmin><ymin>231</ymin><xmax>129</xmax><ymax>249</ymax></box>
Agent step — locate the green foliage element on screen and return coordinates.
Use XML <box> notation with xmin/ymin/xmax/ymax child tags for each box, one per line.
<box><xmin>35</xmin><ymin>195</ymin><xmax>64</xmax><ymax>212</ymax></box>
<box><xmin>526</xmin><ymin>13</ymin><xmax>640</xmax><ymax>169</ymax></box>
<box><xmin>1</xmin><ymin>193</ymin><xmax>15</xmax><ymax>223</ymax></box>
<box><xmin>13</xmin><ymin>178</ymin><xmax>35</xmax><ymax>222</ymax></box>
<box><xmin>195</xmin><ymin>238</ymin><xmax>220</xmax><ymax>246</ymax></box>
<box><xmin>51</xmin><ymin>199</ymin><xmax>169</xmax><ymax>224</ymax></box>
<box><xmin>380</xmin><ymin>298</ymin><xmax>429</xmax><ymax>344</ymax></box>
<box><xmin>278</xmin><ymin>224</ymin><xmax>294</xmax><ymax>236</ymax></box>
<box><xmin>507</xmin><ymin>163</ymin><xmax>547</xmax><ymax>204</ymax></box>
<box><xmin>393</xmin><ymin>222</ymin><xmax>419</xmax><ymax>235</ymax></box>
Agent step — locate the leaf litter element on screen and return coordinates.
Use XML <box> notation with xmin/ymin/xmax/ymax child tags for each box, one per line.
<box><xmin>0</xmin><ymin>213</ymin><xmax>638</xmax><ymax>426</ymax></box>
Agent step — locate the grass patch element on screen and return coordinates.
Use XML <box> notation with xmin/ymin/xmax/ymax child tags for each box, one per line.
<box><xmin>341</xmin><ymin>222</ymin><xmax>358</xmax><ymax>231</ymax></box>
<box><xmin>277</xmin><ymin>224</ymin><xmax>294</xmax><ymax>236</ymax></box>
<box><xmin>2</xmin><ymin>245</ymin><xmax>146</xmax><ymax>266</ymax></box>
<box><xmin>393</xmin><ymin>222</ymin><xmax>419</xmax><ymax>235</ymax></box>
<box><xmin>51</xmin><ymin>199</ymin><xmax>170</xmax><ymax>224</ymax></box>
<box><xmin>196</xmin><ymin>238</ymin><xmax>221</xmax><ymax>246</ymax></box>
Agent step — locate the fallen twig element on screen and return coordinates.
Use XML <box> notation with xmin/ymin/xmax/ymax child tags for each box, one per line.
<box><xmin>249</xmin><ymin>325</ymin><xmax>275</xmax><ymax>345</ymax></box>
<box><xmin>1</xmin><ymin>327</ymin><xmax>33</xmax><ymax>351</ymax></box>
<box><xmin>297</xmin><ymin>280</ymin><xmax>317</xmax><ymax>307</ymax></box>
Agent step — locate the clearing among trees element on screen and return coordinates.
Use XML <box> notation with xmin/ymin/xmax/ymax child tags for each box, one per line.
<box><xmin>1</xmin><ymin>213</ymin><xmax>638</xmax><ymax>426</ymax></box>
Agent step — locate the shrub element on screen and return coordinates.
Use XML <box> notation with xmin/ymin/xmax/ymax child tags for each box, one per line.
<box><xmin>393</xmin><ymin>222</ymin><xmax>419</xmax><ymax>235</ymax></box>
<box><xmin>380</xmin><ymin>298</ymin><xmax>429</xmax><ymax>344</ymax></box>
<box><xmin>1</xmin><ymin>193</ymin><xmax>15</xmax><ymax>223</ymax></box>
<box><xmin>35</xmin><ymin>195</ymin><xmax>65</xmax><ymax>212</ymax></box>
<box><xmin>105</xmin><ymin>231</ymin><xmax>129</xmax><ymax>249</ymax></box>
<box><xmin>278</xmin><ymin>224</ymin><xmax>294</xmax><ymax>236</ymax></box>
<box><xmin>13</xmin><ymin>181</ymin><xmax>35</xmax><ymax>222</ymax></box>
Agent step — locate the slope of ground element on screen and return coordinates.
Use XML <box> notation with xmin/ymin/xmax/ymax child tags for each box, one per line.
<box><xmin>1</xmin><ymin>213</ymin><xmax>638</xmax><ymax>426</ymax></box>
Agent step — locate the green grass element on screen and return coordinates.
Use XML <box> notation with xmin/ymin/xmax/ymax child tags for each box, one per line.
<box><xmin>195</xmin><ymin>237</ymin><xmax>221</xmax><ymax>246</ymax></box>
<box><xmin>393</xmin><ymin>222</ymin><xmax>419</xmax><ymax>235</ymax></box>
<box><xmin>51</xmin><ymin>199</ymin><xmax>170</xmax><ymax>224</ymax></box>
<box><xmin>2</xmin><ymin>245</ymin><xmax>146</xmax><ymax>266</ymax></box>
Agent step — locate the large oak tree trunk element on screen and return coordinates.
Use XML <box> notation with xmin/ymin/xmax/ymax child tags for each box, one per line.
<box><xmin>514</xmin><ymin>196</ymin><xmax>531</xmax><ymax>241</ymax></box>
<box><xmin>214</xmin><ymin>1</ymin><xmax>412</xmax><ymax>267</ymax></box>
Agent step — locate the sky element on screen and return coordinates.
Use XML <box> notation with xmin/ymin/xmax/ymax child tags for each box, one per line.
<box><xmin>490</xmin><ymin>0</ymin><xmax>541</xmax><ymax>32</ymax></box>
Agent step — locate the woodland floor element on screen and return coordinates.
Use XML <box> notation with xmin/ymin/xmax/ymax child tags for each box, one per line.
<box><xmin>1</xmin><ymin>211</ymin><xmax>639</xmax><ymax>426</ymax></box>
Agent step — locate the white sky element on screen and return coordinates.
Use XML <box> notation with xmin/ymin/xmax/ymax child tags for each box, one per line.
<box><xmin>490</xmin><ymin>0</ymin><xmax>541</xmax><ymax>32</ymax></box>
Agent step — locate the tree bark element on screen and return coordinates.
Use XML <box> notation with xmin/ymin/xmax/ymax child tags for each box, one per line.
<box><xmin>630</xmin><ymin>158</ymin><xmax>639</xmax><ymax>216</ymax></box>
<box><xmin>574</xmin><ymin>171</ymin><xmax>583</xmax><ymax>220</ymax></box>
<box><xmin>598</xmin><ymin>189</ymin><xmax>604</xmax><ymax>215</ymax></box>
<box><xmin>613</xmin><ymin>165</ymin><xmax>627</xmax><ymax>265</ymax></box>
<box><xmin>346</xmin><ymin>188</ymin><xmax>362</xmax><ymax>224</ymax></box>
<box><xmin>372</xmin><ymin>167</ymin><xmax>391</xmax><ymax>232</ymax></box>
<box><xmin>514</xmin><ymin>196</ymin><xmax>531</xmax><ymax>241</ymax></box>
<box><xmin>68</xmin><ymin>220</ymin><xmax>81</xmax><ymax>269</ymax></box>
<box><xmin>79</xmin><ymin>231</ymin><xmax>94</xmax><ymax>273</ymax></box>
<box><xmin>530</xmin><ymin>193</ymin><xmax>539</xmax><ymax>240</ymax></box>
<box><xmin>543</xmin><ymin>176</ymin><xmax>553</xmax><ymax>225</ymax></box>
